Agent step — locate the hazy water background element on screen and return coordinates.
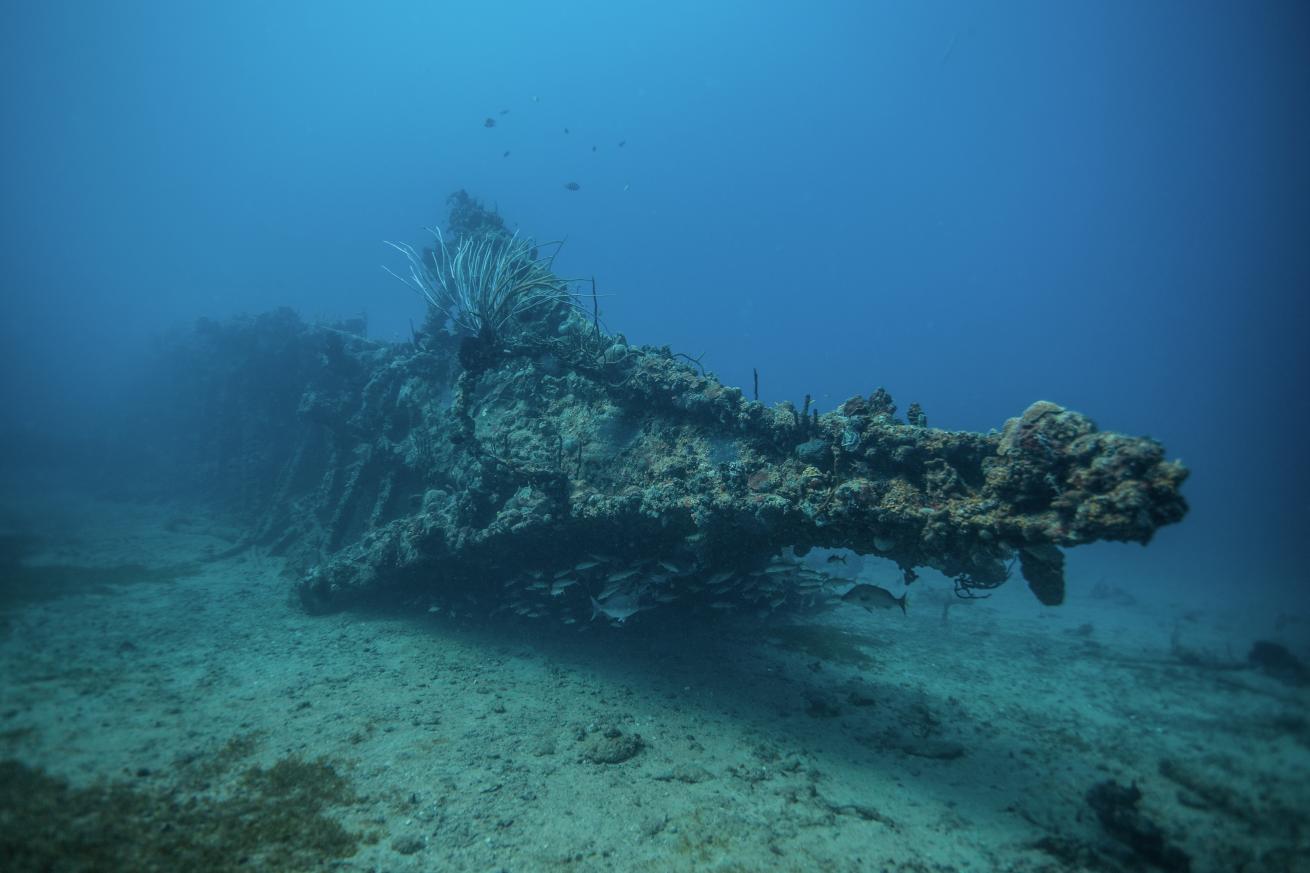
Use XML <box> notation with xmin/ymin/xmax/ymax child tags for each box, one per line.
<box><xmin>2</xmin><ymin>1</ymin><xmax>1306</xmax><ymax>607</ymax></box>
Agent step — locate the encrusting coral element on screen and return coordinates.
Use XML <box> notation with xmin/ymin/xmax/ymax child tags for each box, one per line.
<box><xmin>147</xmin><ymin>191</ymin><xmax>1188</xmax><ymax>619</ymax></box>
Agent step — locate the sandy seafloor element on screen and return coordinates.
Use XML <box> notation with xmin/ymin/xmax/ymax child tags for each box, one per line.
<box><xmin>1</xmin><ymin>489</ymin><xmax>1307</xmax><ymax>873</ymax></box>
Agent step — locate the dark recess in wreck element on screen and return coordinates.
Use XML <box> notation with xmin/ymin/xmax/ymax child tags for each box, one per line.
<box><xmin>141</xmin><ymin>190</ymin><xmax>1188</xmax><ymax>620</ymax></box>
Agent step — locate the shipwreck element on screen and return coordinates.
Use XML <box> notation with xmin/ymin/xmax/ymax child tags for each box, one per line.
<box><xmin>152</xmin><ymin>192</ymin><xmax>1188</xmax><ymax>622</ymax></box>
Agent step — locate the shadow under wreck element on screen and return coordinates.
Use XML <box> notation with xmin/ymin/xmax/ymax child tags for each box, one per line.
<box><xmin>148</xmin><ymin>191</ymin><xmax>1188</xmax><ymax>621</ymax></box>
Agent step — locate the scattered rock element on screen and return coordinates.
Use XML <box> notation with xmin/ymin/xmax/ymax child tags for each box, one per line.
<box><xmin>652</xmin><ymin>764</ymin><xmax>713</xmax><ymax>784</ymax></box>
<box><xmin>819</xmin><ymin>792</ymin><xmax>896</xmax><ymax>827</ymax></box>
<box><xmin>1086</xmin><ymin>780</ymin><xmax>1191</xmax><ymax>873</ymax></box>
<box><xmin>584</xmin><ymin>730</ymin><xmax>643</xmax><ymax>764</ymax></box>
<box><xmin>833</xmin><ymin>802</ymin><xmax>893</xmax><ymax>824</ymax></box>
<box><xmin>1248</xmin><ymin>641</ymin><xmax>1309</xmax><ymax>687</ymax></box>
<box><xmin>639</xmin><ymin>814</ymin><xmax>668</xmax><ymax>838</ymax></box>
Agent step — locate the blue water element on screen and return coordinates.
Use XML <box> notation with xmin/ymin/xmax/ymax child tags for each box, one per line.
<box><xmin>1</xmin><ymin>1</ymin><xmax>1306</xmax><ymax>600</ymax></box>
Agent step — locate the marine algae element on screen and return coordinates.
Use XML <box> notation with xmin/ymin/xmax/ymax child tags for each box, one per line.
<box><xmin>0</xmin><ymin>751</ymin><xmax>362</xmax><ymax>872</ymax></box>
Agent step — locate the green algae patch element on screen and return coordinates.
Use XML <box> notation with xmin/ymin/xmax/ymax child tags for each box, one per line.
<box><xmin>185</xmin><ymin>730</ymin><xmax>265</xmax><ymax>785</ymax></box>
<box><xmin>0</xmin><ymin>755</ymin><xmax>361</xmax><ymax>872</ymax></box>
<box><xmin>240</xmin><ymin>755</ymin><xmax>357</xmax><ymax>810</ymax></box>
<box><xmin>0</xmin><ymin>534</ymin><xmax>201</xmax><ymax>608</ymax></box>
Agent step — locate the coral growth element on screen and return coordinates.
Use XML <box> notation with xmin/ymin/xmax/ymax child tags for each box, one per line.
<box><xmin>148</xmin><ymin>195</ymin><xmax>1188</xmax><ymax>619</ymax></box>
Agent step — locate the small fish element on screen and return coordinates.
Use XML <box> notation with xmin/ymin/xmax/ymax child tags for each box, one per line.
<box><xmin>657</xmin><ymin>560</ymin><xmax>681</xmax><ymax>574</ymax></box>
<box><xmin>563</xmin><ymin>127</ymin><xmax>570</xmax><ymax>134</ymax></box>
<box><xmin>591</xmin><ymin>145</ymin><xmax>597</xmax><ymax>152</ymax></box>
<box><xmin>591</xmin><ymin>594</ymin><xmax>644</xmax><ymax>624</ymax></box>
<box><xmin>484</xmin><ymin>118</ymin><xmax>496</xmax><ymax>128</ymax></box>
<box><xmin>841</xmin><ymin>584</ymin><xmax>907</xmax><ymax>615</ymax></box>
<box><xmin>564</xmin><ymin>181</ymin><xmax>581</xmax><ymax>191</ymax></box>
<box><xmin>618</xmin><ymin>140</ymin><xmax>626</xmax><ymax>148</ymax></box>
<box><xmin>606</xmin><ymin>568</ymin><xmax>639</xmax><ymax>582</ymax></box>
<box><xmin>827</xmin><ymin>554</ymin><xmax>848</xmax><ymax>564</ymax></box>
<box><xmin>499</xmin><ymin>108</ymin><xmax>510</xmax><ymax>115</ymax></box>
<box><xmin>574</xmin><ymin>560</ymin><xmax>601</xmax><ymax>571</ymax></box>
<box><xmin>531</xmin><ymin>95</ymin><xmax>540</xmax><ymax>103</ymax></box>
<box><xmin>706</xmin><ymin>570</ymin><xmax>734</xmax><ymax>586</ymax></box>
<box><xmin>502</xmin><ymin>150</ymin><xmax>510</xmax><ymax>158</ymax></box>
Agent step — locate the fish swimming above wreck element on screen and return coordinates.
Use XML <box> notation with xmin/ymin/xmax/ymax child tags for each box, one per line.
<box><xmin>591</xmin><ymin>592</ymin><xmax>646</xmax><ymax>624</ymax></box>
<box><xmin>842</xmin><ymin>584</ymin><xmax>907</xmax><ymax>615</ymax></box>
<box><xmin>152</xmin><ymin>190</ymin><xmax>1189</xmax><ymax>625</ymax></box>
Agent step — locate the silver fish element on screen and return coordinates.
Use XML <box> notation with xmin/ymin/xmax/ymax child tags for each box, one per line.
<box><xmin>841</xmin><ymin>584</ymin><xmax>907</xmax><ymax>615</ymax></box>
<box><xmin>598</xmin><ymin>581</ymin><xmax>627</xmax><ymax>601</ymax></box>
<box><xmin>591</xmin><ymin>593</ymin><xmax>644</xmax><ymax>624</ymax></box>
